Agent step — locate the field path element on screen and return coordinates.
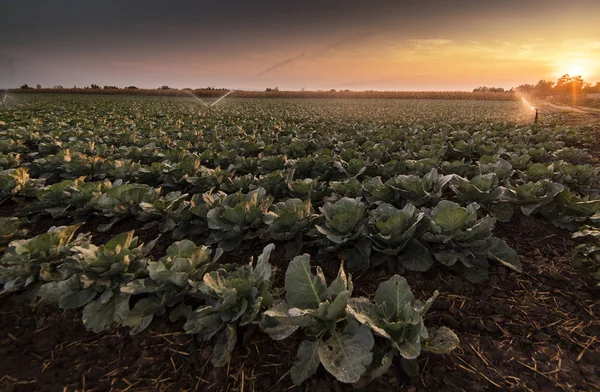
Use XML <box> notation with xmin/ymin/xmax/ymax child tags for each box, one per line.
<box><xmin>541</xmin><ymin>102</ymin><xmax>600</xmax><ymax>114</ymax></box>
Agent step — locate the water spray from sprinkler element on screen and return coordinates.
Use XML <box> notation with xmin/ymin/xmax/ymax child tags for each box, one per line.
<box><xmin>183</xmin><ymin>89</ymin><xmax>235</xmax><ymax>114</ymax></box>
<box><xmin>0</xmin><ymin>92</ymin><xmax>8</xmax><ymax>109</ymax></box>
<box><xmin>209</xmin><ymin>90</ymin><xmax>233</xmax><ymax>107</ymax></box>
<box><xmin>519</xmin><ymin>97</ymin><xmax>539</xmax><ymax>124</ymax></box>
<box><xmin>189</xmin><ymin>93</ymin><xmax>210</xmax><ymax>108</ymax></box>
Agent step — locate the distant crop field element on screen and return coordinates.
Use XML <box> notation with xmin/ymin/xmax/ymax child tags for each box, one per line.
<box><xmin>9</xmin><ymin>88</ymin><xmax>518</xmax><ymax>101</ymax></box>
<box><xmin>0</xmin><ymin>94</ymin><xmax>598</xmax><ymax>391</ymax></box>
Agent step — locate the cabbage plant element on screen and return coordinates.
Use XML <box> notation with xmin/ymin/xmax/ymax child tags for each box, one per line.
<box><xmin>0</xmin><ymin>152</ymin><xmax>21</xmax><ymax>170</ymax></box>
<box><xmin>346</xmin><ymin>275</ymin><xmax>459</xmax><ymax>375</ymax></box>
<box><xmin>555</xmin><ymin>162</ymin><xmax>599</xmax><ymax>192</ymax></box>
<box><xmin>554</xmin><ymin>147</ymin><xmax>591</xmax><ymax>165</ymax></box>
<box><xmin>0</xmin><ymin>217</ymin><xmax>28</xmax><ymax>252</ymax></box>
<box><xmin>571</xmin><ymin>226</ymin><xmax>600</xmax><ymax>286</ymax></box>
<box><xmin>92</xmin><ymin>183</ymin><xmax>162</xmax><ymax>231</ymax></box>
<box><xmin>362</xmin><ymin>176</ymin><xmax>394</xmax><ymax>205</ymax></box>
<box><xmin>35</xmin><ymin>231</ymin><xmax>158</xmax><ymax>334</ymax></box>
<box><xmin>256</xmin><ymin>170</ymin><xmax>288</xmax><ymax>198</ymax></box>
<box><xmin>172</xmin><ymin>191</ymin><xmax>225</xmax><ymax>240</ymax></box>
<box><xmin>32</xmin><ymin>177</ymin><xmax>112</xmax><ymax>220</ymax></box>
<box><xmin>315</xmin><ymin>197</ymin><xmax>367</xmax><ymax>246</ymax></box>
<box><xmin>104</xmin><ymin>159</ymin><xmax>143</xmax><ymax>181</ymax></box>
<box><xmin>0</xmin><ymin>225</ymin><xmax>89</xmax><ymax>294</ymax></box>
<box><xmin>122</xmin><ymin>240</ymin><xmax>223</xmax><ymax>324</ymax></box>
<box><xmin>184</xmin><ymin>243</ymin><xmax>275</xmax><ymax>366</ymax></box>
<box><xmin>206</xmin><ymin>187</ymin><xmax>273</xmax><ymax>251</ymax></box>
<box><xmin>440</xmin><ymin>160</ymin><xmax>479</xmax><ymax>179</ymax></box>
<box><xmin>366</xmin><ymin>203</ymin><xmax>425</xmax><ymax>256</ymax></box>
<box><xmin>421</xmin><ymin>201</ymin><xmax>521</xmax><ymax>282</ymax></box>
<box><xmin>260</xmin><ymin>255</ymin><xmax>371</xmax><ymax>384</ymax></box>
<box><xmin>0</xmin><ymin>167</ymin><xmax>44</xmax><ymax>199</ymax></box>
<box><xmin>258</xmin><ymin>155</ymin><xmax>287</xmax><ymax>174</ymax></box>
<box><xmin>449</xmin><ymin>173</ymin><xmax>513</xmax><ymax>222</ymax></box>
<box><xmin>550</xmin><ymin>189</ymin><xmax>600</xmax><ymax>230</ymax></box>
<box><xmin>220</xmin><ymin>173</ymin><xmax>257</xmax><ymax>193</ymax></box>
<box><xmin>387</xmin><ymin>168</ymin><xmax>453</xmax><ymax>207</ymax></box>
<box><xmin>287</xmin><ymin>177</ymin><xmax>326</xmax><ymax>201</ymax></box>
<box><xmin>478</xmin><ymin>156</ymin><xmax>514</xmax><ymax>182</ymax></box>
<box><xmin>518</xmin><ymin>163</ymin><xmax>555</xmax><ymax>182</ymax></box>
<box><xmin>333</xmin><ymin>157</ymin><xmax>369</xmax><ymax>179</ymax></box>
<box><xmin>185</xmin><ymin>166</ymin><xmax>228</xmax><ymax>193</ymax></box>
<box><xmin>509</xmin><ymin>180</ymin><xmax>564</xmax><ymax>216</ymax></box>
<box><xmin>263</xmin><ymin>198</ymin><xmax>315</xmax><ymax>241</ymax></box>
<box><xmin>328</xmin><ymin>178</ymin><xmax>362</xmax><ymax>200</ymax></box>
<box><xmin>261</xmin><ymin>255</ymin><xmax>459</xmax><ymax>385</ymax></box>
<box><xmin>403</xmin><ymin>158</ymin><xmax>440</xmax><ymax>176</ymax></box>
<box><xmin>138</xmin><ymin>190</ymin><xmax>190</xmax><ymax>232</ymax></box>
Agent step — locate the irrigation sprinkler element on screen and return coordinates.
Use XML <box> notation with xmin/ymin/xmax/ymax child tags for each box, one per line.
<box><xmin>520</xmin><ymin>97</ymin><xmax>539</xmax><ymax>124</ymax></box>
<box><xmin>183</xmin><ymin>89</ymin><xmax>234</xmax><ymax>114</ymax></box>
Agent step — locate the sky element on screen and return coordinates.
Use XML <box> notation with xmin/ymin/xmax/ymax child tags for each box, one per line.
<box><xmin>1</xmin><ymin>0</ymin><xmax>599</xmax><ymax>91</ymax></box>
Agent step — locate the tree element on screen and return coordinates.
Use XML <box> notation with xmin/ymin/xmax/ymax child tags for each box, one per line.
<box><xmin>551</xmin><ymin>74</ymin><xmax>587</xmax><ymax>105</ymax></box>
<box><xmin>473</xmin><ymin>86</ymin><xmax>505</xmax><ymax>92</ymax></box>
<box><xmin>515</xmin><ymin>83</ymin><xmax>535</xmax><ymax>95</ymax></box>
<box><xmin>533</xmin><ymin>80</ymin><xmax>554</xmax><ymax>98</ymax></box>
<box><xmin>90</xmin><ymin>84</ymin><xmax>100</xmax><ymax>89</ymax></box>
<box><xmin>586</xmin><ymin>82</ymin><xmax>600</xmax><ymax>94</ymax></box>
<box><xmin>20</xmin><ymin>84</ymin><xmax>31</xmax><ymax>89</ymax></box>
<box><xmin>36</xmin><ymin>84</ymin><xmax>42</xmax><ymax>89</ymax></box>
<box><xmin>555</xmin><ymin>74</ymin><xmax>584</xmax><ymax>92</ymax></box>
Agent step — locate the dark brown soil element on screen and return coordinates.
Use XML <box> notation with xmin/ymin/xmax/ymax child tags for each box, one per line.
<box><xmin>2</xmin><ymin>106</ymin><xmax>600</xmax><ymax>390</ymax></box>
<box><xmin>1</xmin><ymin>214</ymin><xmax>598</xmax><ymax>392</ymax></box>
<box><xmin>0</xmin><ymin>199</ymin><xmax>23</xmax><ymax>218</ymax></box>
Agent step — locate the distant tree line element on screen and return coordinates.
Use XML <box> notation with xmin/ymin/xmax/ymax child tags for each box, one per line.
<box><xmin>515</xmin><ymin>74</ymin><xmax>600</xmax><ymax>99</ymax></box>
<box><xmin>18</xmin><ymin>84</ymin><xmax>236</xmax><ymax>91</ymax></box>
<box><xmin>473</xmin><ymin>86</ymin><xmax>508</xmax><ymax>93</ymax></box>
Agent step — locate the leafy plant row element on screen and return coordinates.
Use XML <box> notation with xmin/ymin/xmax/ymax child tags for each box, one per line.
<box><xmin>2</xmin><ymin>95</ymin><xmax>599</xmax><ymax>286</ymax></box>
<box><xmin>7</xmin><ymin>167</ymin><xmax>600</xmax><ymax>274</ymax></box>
<box><xmin>4</xmin><ymin>164</ymin><xmax>600</xmax><ymax>231</ymax></box>
<box><xmin>2</xmin><ymin>146</ymin><xmax>598</xmax><ymax>198</ymax></box>
<box><xmin>0</xmin><ymin>228</ymin><xmax>458</xmax><ymax>385</ymax></box>
<box><xmin>4</xmin><ymin>175</ymin><xmax>530</xmax><ymax>281</ymax></box>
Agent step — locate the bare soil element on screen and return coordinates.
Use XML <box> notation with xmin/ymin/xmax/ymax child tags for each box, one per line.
<box><xmin>1</xmin><ymin>214</ymin><xmax>598</xmax><ymax>392</ymax></box>
<box><xmin>1</xmin><ymin>108</ymin><xmax>600</xmax><ymax>391</ymax></box>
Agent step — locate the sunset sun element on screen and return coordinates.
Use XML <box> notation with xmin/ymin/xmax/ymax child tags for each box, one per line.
<box><xmin>557</xmin><ymin>60</ymin><xmax>593</xmax><ymax>79</ymax></box>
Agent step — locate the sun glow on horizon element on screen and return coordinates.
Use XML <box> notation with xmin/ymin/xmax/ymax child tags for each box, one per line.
<box><xmin>555</xmin><ymin>59</ymin><xmax>595</xmax><ymax>80</ymax></box>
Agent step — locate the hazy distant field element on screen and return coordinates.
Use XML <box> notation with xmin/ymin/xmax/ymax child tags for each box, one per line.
<box><xmin>9</xmin><ymin>88</ymin><xmax>518</xmax><ymax>101</ymax></box>
<box><xmin>5</xmin><ymin>93</ymin><xmax>531</xmax><ymax>123</ymax></box>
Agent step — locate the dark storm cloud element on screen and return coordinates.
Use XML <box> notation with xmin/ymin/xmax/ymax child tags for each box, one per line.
<box><xmin>1</xmin><ymin>0</ymin><xmax>592</xmax><ymax>52</ymax></box>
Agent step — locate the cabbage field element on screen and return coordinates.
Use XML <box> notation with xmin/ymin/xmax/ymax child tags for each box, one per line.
<box><xmin>0</xmin><ymin>95</ymin><xmax>598</xmax><ymax>391</ymax></box>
